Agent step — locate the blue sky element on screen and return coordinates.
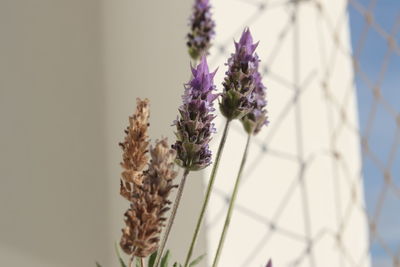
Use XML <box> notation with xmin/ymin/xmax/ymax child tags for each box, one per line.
<box><xmin>348</xmin><ymin>0</ymin><xmax>400</xmax><ymax>265</ymax></box>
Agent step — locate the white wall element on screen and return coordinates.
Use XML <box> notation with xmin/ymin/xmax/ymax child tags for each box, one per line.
<box><xmin>205</xmin><ymin>0</ymin><xmax>371</xmax><ymax>266</ymax></box>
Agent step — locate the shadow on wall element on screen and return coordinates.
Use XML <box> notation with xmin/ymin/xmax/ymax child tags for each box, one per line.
<box><xmin>0</xmin><ymin>1</ymin><xmax>109</xmax><ymax>266</ymax></box>
<box><xmin>0</xmin><ymin>0</ymin><xmax>207</xmax><ymax>266</ymax></box>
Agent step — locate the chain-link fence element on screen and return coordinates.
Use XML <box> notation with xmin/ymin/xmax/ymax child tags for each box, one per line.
<box><xmin>204</xmin><ymin>0</ymin><xmax>399</xmax><ymax>266</ymax></box>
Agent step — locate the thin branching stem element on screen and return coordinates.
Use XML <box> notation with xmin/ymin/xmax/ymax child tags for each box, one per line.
<box><xmin>184</xmin><ymin>120</ymin><xmax>231</xmax><ymax>267</ymax></box>
<box><xmin>155</xmin><ymin>169</ymin><xmax>190</xmax><ymax>267</ymax></box>
<box><xmin>212</xmin><ymin>134</ymin><xmax>252</xmax><ymax>267</ymax></box>
<box><xmin>129</xmin><ymin>256</ymin><xmax>134</xmax><ymax>267</ymax></box>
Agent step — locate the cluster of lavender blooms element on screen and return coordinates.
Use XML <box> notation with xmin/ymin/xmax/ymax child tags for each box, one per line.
<box><xmin>241</xmin><ymin>54</ymin><xmax>269</xmax><ymax>135</ymax></box>
<box><xmin>220</xmin><ymin>28</ymin><xmax>263</xmax><ymax>123</ymax></box>
<box><xmin>108</xmin><ymin>1</ymin><xmax>272</xmax><ymax>266</ymax></box>
<box><xmin>173</xmin><ymin>56</ymin><xmax>218</xmax><ymax>171</ymax></box>
<box><xmin>187</xmin><ymin>0</ymin><xmax>216</xmax><ymax>60</ymax></box>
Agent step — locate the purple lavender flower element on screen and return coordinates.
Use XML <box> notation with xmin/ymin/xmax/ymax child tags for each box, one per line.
<box><xmin>173</xmin><ymin>56</ymin><xmax>218</xmax><ymax>170</ymax></box>
<box><xmin>187</xmin><ymin>0</ymin><xmax>216</xmax><ymax>60</ymax></box>
<box><xmin>220</xmin><ymin>28</ymin><xmax>260</xmax><ymax>121</ymax></box>
<box><xmin>241</xmin><ymin>67</ymin><xmax>268</xmax><ymax>134</ymax></box>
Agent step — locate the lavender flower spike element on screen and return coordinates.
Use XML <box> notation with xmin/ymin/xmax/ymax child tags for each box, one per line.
<box><xmin>187</xmin><ymin>0</ymin><xmax>216</xmax><ymax>60</ymax></box>
<box><xmin>241</xmin><ymin>67</ymin><xmax>268</xmax><ymax>134</ymax></box>
<box><xmin>220</xmin><ymin>28</ymin><xmax>260</xmax><ymax>121</ymax></box>
<box><xmin>173</xmin><ymin>56</ymin><xmax>218</xmax><ymax>171</ymax></box>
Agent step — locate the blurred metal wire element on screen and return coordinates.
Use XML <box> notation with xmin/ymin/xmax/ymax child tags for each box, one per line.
<box><xmin>207</xmin><ymin>0</ymin><xmax>400</xmax><ymax>266</ymax></box>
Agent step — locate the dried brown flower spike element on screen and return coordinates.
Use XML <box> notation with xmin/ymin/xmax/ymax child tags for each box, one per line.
<box><xmin>119</xmin><ymin>98</ymin><xmax>150</xmax><ymax>200</ymax></box>
<box><xmin>118</xmin><ymin>99</ymin><xmax>177</xmax><ymax>260</ymax></box>
<box><xmin>120</xmin><ymin>139</ymin><xmax>177</xmax><ymax>257</ymax></box>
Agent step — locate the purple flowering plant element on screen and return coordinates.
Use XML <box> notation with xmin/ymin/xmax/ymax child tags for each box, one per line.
<box><xmin>173</xmin><ymin>56</ymin><xmax>218</xmax><ymax>171</ymax></box>
<box><xmin>220</xmin><ymin>28</ymin><xmax>261</xmax><ymax>121</ymax></box>
<box><xmin>241</xmin><ymin>66</ymin><xmax>269</xmax><ymax>135</ymax></box>
<box><xmin>187</xmin><ymin>0</ymin><xmax>216</xmax><ymax>60</ymax></box>
<box><xmin>104</xmin><ymin>0</ymin><xmax>271</xmax><ymax>266</ymax></box>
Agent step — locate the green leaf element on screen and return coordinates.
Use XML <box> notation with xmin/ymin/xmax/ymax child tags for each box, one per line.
<box><xmin>148</xmin><ymin>251</ymin><xmax>158</xmax><ymax>267</ymax></box>
<box><xmin>114</xmin><ymin>242</ymin><xmax>127</xmax><ymax>267</ymax></box>
<box><xmin>160</xmin><ymin>250</ymin><xmax>171</xmax><ymax>267</ymax></box>
<box><xmin>189</xmin><ymin>254</ymin><xmax>206</xmax><ymax>267</ymax></box>
<box><xmin>95</xmin><ymin>262</ymin><xmax>102</xmax><ymax>267</ymax></box>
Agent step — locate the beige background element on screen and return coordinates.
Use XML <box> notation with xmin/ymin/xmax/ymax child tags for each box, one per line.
<box><xmin>205</xmin><ymin>0</ymin><xmax>370</xmax><ymax>266</ymax></box>
<box><xmin>0</xmin><ymin>0</ymin><xmax>372</xmax><ymax>267</ymax></box>
<box><xmin>0</xmin><ymin>0</ymin><xmax>206</xmax><ymax>266</ymax></box>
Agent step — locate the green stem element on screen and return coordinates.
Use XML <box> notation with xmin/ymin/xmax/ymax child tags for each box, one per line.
<box><xmin>184</xmin><ymin>120</ymin><xmax>231</xmax><ymax>267</ymax></box>
<box><xmin>155</xmin><ymin>169</ymin><xmax>190</xmax><ymax>267</ymax></box>
<box><xmin>140</xmin><ymin>257</ymin><xmax>144</xmax><ymax>267</ymax></box>
<box><xmin>212</xmin><ymin>134</ymin><xmax>252</xmax><ymax>267</ymax></box>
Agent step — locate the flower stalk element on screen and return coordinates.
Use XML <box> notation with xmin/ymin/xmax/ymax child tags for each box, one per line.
<box><xmin>184</xmin><ymin>119</ymin><xmax>231</xmax><ymax>267</ymax></box>
<box><xmin>211</xmin><ymin>28</ymin><xmax>268</xmax><ymax>266</ymax></box>
<box><xmin>154</xmin><ymin>169</ymin><xmax>190</xmax><ymax>267</ymax></box>
<box><xmin>211</xmin><ymin>134</ymin><xmax>251</xmax><ymax>267</ymax></box>
<box><xmin>156</xmin><ymin>56</ymin><xmax>218</xmax><ymax>267</ymax></box>
<box><xmin>128</xmin><ymin>256</ymin><xmax>133</xmax><ymax>267</ymax></box>
<box><xmin>184</xmin><ymin>28</ymin><xmax>267</xmax><ymax>266</ymax></box>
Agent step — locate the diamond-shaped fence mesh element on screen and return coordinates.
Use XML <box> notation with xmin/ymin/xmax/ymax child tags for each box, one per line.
<box><xmin>203</xmin><ymin>0</ymin><xmax>400</xmax><ymax>266</ymax></box>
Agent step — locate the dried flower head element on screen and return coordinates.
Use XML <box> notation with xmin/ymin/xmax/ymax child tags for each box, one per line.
<box><xmin>241</xmin><ymin>69</ymin><xmax>268</xmax><ymax>134</ymax></box>
<box><xmin>120</xmin><ymin>138</ymin><xmax>177</xmax><ymax>257</ymax></box>
<box><xmin>119</xmin><ymin>98</ymin><xmax>150</xmax><ymax>200</ymax></box>
<box><xmin>173</xmin><ymin>56</ymin><xmax>218</xmax><ymax>171</ymax></box>
<box><xmin>220</xmin><ymin>28</ymin><xmax>260</xmax><ymax>120</ymax></box>
<box><xmin>187</xmin><ymin>0</ymin><xmax>216</xmax><ymax>60</ymax></box>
